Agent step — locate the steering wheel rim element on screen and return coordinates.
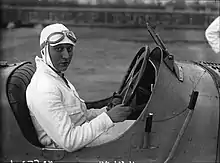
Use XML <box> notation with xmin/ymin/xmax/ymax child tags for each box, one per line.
<box><xmin>118</xmin><ymin>46</ymin><xmax>151</xmax><ymax>106</ymax></box>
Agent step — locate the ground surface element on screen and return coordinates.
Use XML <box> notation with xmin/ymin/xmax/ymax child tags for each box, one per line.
<box><xmin>1</xmin><ymin>26</ymin><xmax>219</xmax><ymax>101</ymax></box>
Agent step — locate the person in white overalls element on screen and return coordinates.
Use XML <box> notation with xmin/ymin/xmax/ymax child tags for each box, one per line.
<box><xmin>26</xmin><ymin>23</ymin><xmax>135</xmax><ymax>152</ymax></box>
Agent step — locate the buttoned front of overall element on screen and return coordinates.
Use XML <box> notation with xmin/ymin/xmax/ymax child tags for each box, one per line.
<box><xmin>60</xmin><ymin>84</ymin><xmax>87</xmax><ymax>126</ymax></box>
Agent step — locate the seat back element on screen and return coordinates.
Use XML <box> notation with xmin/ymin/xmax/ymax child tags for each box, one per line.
<box><xmin>7</xmin><ymin>62</ymin><xmax>44</xmax><ymax>147</ymax></box>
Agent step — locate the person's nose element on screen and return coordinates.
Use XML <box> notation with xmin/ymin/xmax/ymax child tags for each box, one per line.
<box><xmin>62</xmin><ymin>48</ymin><xmax>69</xmax><ymax>59</ymax></box>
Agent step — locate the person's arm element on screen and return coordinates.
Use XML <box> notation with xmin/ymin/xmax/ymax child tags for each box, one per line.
<box><xmin>86</xmin><ymin>106</ymin><xmax>108</xmax><ymax>120</ymax></box>
<box><xmin>205</xmin><ymin>16</ymin><xmax>220</xmax><ymax>54</ymax></box>
<box><xmin>85</xmin><ymin>92</ymin><xmax>123</xmax><ymax>120</ymax></box>
<box><xmin>28</xmin><ymin>85</ymin><xmax>114</xmax><ymax>152</ymax></box>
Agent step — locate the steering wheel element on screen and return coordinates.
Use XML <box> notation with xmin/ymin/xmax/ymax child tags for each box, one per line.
<box><xmin>118</xmin><ymin>46</ymin><xmax>151</xmax><ymax>106</ymax></box>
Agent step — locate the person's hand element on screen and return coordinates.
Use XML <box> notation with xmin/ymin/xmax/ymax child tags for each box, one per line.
<box><xmin>106</xmin><ymin>104</ymin><xmax>132</xmax><ymax>123</ymax></box>
<box><xmin>107</xmin><ymin>92</ymin><xmax>123</xmax><ymax>111</ymax></box>
<box><xmin>111</xmin><ymin>96</ymin><xmax>122</xmax><ymax>106</ymax></box>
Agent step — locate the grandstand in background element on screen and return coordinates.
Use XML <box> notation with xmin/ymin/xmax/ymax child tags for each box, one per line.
<box><xmin>1</xmin><ymin>0</ymin><xmax>218</xmax><ymax>29</ymax></box>
<box><xmin>2</xmin><ymin>0</ymin><xmax>218</xmax><ymax>10</ymax></box>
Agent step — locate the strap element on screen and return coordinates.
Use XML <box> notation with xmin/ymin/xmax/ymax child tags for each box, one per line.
<box><xmin>47</xmin><ymin>64</ymin><xmax>70</xmax><ymax>89</ymax></box>
<box><xmin>61</xmin><ymin>73</ymin><xmax>70</xmax><ymax>88</ymax></box>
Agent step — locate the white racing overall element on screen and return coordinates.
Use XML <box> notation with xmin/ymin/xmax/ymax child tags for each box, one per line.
<box><xmin>26</xmin><ymin>56</ymin><xmax>134</xmax><ymax>152</ymax></box>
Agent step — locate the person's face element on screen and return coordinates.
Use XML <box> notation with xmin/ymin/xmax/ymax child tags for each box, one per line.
<box><xmin>49</xmin><ymin>43</ymin><xmax>74</xmax><ymax>72</ymax></box>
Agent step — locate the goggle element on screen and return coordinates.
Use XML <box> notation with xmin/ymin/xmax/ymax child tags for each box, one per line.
<box><xmin>40</xmin><ymin>30</ymin><xmax>77</xmax><ymax>49</ymax></box>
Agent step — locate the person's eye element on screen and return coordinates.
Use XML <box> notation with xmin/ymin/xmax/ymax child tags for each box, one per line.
<box><xmin>55</xmin><ymin>47</ymin><xmax>64</xmax><ymax>52</ymax></box>
<box><xmin>67</xmin><ymin>46</ymin><xmax>73</xmax><ymax>52</ymax></box>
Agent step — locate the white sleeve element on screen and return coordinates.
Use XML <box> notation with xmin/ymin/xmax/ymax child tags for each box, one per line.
<box><xmin>29</xmin><ymin>86</ymin><xmax>113</xmax><ymax>152</ymax></box>
<box><xmin>205</xmin><ymin>16</ymin><xmax>220</xmax><ymax>54</ymax></box>
<box><xmin>86</xmin><ymin>107</ymin><xmax>108</xmax><ymax>121</ymax></box>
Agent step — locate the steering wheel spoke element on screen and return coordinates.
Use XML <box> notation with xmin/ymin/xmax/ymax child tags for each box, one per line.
<box><xmin>118</xmin><ymin>46</ymin><xmax>151</xmax><ymax>106</ymax></box>
<box><xmin>136</xmin><ymin>52</ymin><xmax>146</xmax><ymax>64</ymax></box>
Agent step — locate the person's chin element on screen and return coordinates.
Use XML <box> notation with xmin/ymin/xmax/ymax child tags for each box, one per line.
<box><xmin>58</xmin><ymin>63</ymin><xmax>69</xmax><ymax>71</ymax></box>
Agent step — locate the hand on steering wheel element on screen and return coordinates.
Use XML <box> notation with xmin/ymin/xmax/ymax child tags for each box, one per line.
<box><xmin>106</xmin><ymin>92</ymin><xmax>123</xmax><ymax>111</ymax></box>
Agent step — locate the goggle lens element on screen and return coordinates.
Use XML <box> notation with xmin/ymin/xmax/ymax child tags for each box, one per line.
<box><xmin>66</xmin><ymin>31</ymin><xmax>77</xmax><ymax>43</ymax></box>
<box><xmin>41</xmin><ymin>31</ymin><xmax>77</xmax><ymax>49</ymax></box>
<box><xmin>48</xmin><ymin>33</ymin><xmax>64</xmax><ymax>43</ymax></box>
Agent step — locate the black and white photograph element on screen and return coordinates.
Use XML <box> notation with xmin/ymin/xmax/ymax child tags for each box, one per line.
<box><xmin>0</xmin><ymin>0</ymin><xmax>219</xmax><ymax>162</ymax></box>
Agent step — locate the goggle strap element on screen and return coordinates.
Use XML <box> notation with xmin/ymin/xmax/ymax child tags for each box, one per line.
<box><xmin>40</xmin><ymin>41</ymin><xmax>47</xmax><ymax>50</ymax></box>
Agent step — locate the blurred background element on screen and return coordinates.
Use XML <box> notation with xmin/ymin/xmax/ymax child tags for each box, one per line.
<box><xmin>1</xmin><ymin>0</ymin><xmax>219</xmax><ymax>100</ymax></box>
<box><xmin>1</xmin><ymin>0</ymin><xmax>218</xmax><ymax>29</ymax></box>
<box><xmin>1</xmin><ymin>0</ymin><xmax>219</xmax><ymax>8</ymax></box>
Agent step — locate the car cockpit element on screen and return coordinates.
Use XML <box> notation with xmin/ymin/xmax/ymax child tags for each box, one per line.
<box><xmin>6</xmin><ymin>45</ymin><xmax>162</xmax><ymax>149</ymax></box>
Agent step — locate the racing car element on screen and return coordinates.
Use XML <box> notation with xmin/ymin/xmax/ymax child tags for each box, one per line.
<box><xmin>0</xmin><ymin>23</ymin><xmax>219</xmax><ymax>163</ymax></box>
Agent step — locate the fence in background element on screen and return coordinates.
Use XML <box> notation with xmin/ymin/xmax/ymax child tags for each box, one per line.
<box><xmin>1</xmin><ymin>4</ymin><xmax>219</xmax><ymax>29</ymax></box>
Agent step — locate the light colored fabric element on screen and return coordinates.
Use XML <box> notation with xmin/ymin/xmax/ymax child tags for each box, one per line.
<box><xmin>26</xmin><ymin>56</ymin><xmax>115</xmax><ymax>152</ymax></box>
<box><xmin>205</xmin><ymin>16</ymin><xmax>220</xmax><ymax>54</ymax></box>
<box><xmin>87</xmin><ymin>120</ymin><xmax>135</xmax><ymax>147</ymax></box>
<box><xmin>40</xmin><ymin>44</ymin><xmax>55</xmax><ymax>71</ymax></box>
<box><xmin>39</xmin><ymin>23</ymin><xmax>76</xmax><ymax>71</ymax></box>
<box><xmin>40</xmin><ymin>23</ymin><xmax>76</xmax><ymax>47</ymax></box>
